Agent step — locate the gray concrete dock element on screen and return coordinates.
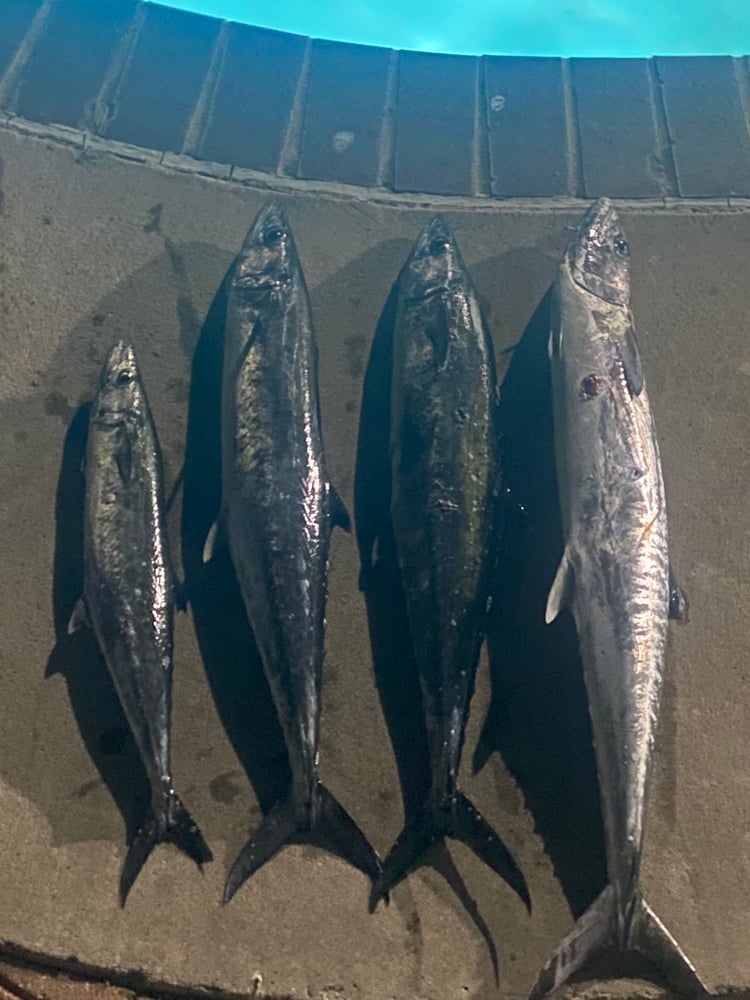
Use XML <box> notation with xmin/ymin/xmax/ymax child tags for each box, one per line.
<box><xmin>0</xmin><ymin>120</ymin><xmax>749</xmax><ymax>999</ymax></box>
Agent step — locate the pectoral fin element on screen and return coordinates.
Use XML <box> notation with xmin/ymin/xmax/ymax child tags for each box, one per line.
<box><xmin>67</xmin><ymin>597</ymin><xmax>90</xmax><ymax>635</ymax></box>
<box><xmin>202</xmin><ymin>516</ymin><xmax>226</xmax><ymax>564</ymax></box>
<box><xmin>545</xmin><ymin>549</ymin><xmax>573</xmax><ymax>624</ymax></box>
<box><xmin>669</xmin><ymin>563</ymin><xmax>689</xmax><ymax>622</ymax></box>
<box><xmin>425</xmin><ymin>302</ymin><xmax>451</xmax><ymax>371</ymax></box>
<box><xmin>620</xmin><ymin>319</ymin><xmax>644</xmax><ymax>397</ymax></box>
<box><xmin>114</xmin><ymin>429</ymin><xmax>133</xmax><ymax>484</ymax></box>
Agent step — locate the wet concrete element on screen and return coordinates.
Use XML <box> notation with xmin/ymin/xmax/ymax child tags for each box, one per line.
<box><xmin>0</xmin><ymin>123</ymin><xmax>749</xmax><ymax>999</ymax></box>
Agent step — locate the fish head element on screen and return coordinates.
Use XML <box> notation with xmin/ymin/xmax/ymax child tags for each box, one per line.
<box><xmin>567</xmin><ymin>198</ymin><xmax>630</xmax><ymax>308</ymax></box>
<box><xmin>93</xmin><ymin>341</ymin><xmax>145</xmax><ymax>424</ymax></box>
<box><xmin>400</xmin><ymin>216</ymin><xmax>466</xmax><ymax>302</ymax></box>
<box><xmin>233</xmin><ymin>200</ymin><xmax>298</xmax><ymax>294</ymax></box>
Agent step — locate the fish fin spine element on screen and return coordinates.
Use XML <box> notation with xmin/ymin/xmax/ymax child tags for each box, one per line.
<box><xmin>545</xmin><ymin>549</ymin><xmax>573</xmax><ymax>624</ymax></box>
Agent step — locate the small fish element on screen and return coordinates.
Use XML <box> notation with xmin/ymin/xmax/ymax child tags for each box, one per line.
<box><xmin>205</xmin><ymin>200</ymin><xmax>380</xmax><ymax>902</ymax></box>
<box><xmin>529</xmin><ymin>199</ymin><xmax>707</xmax><ymax>997</ymax></box>
<box><xmin>70</xmin><ymin>342</ymin><xmax>211</xmax><ymax>905</ymax></box>
<box><xmin>370</xmin><ymin>216</ymin><xmax>530</xmax><ymax>911</ymax></box>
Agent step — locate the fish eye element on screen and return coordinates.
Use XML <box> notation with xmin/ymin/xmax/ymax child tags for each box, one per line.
<box><xmin>263</xmin><ymin>227</ymin><xmax>285</xmax><ymax>247</ymax></box>
<box><xmin>429</xmin><ymin>238</ymin><xmax>450</xmax><ymax>256</ymax></box>
<box><xmin>116</xmin><ymin>369</ymin><xmax>133</xmax><ymax>386</ymax></box>
<box><xmin>613</xmin><ymin>237</ymin><xmax>629</xmax><ymax>256</ymax></box>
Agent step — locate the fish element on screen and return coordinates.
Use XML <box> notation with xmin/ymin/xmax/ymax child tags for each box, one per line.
<box><xmin>529</xmin><ymin>198</ymin><xmax>707</xmax><ymax>998</ymax></box>
<box><xmin>370</xmin><ymin>216</ymin><xmax>530</xmax><ymax>911</ymax></box>
<box><xmin>204</xmin><ymin>200</ymin><xmax>380</xmax><ymax>902</ymax></box>
<box><xmin>69</xmin><ymin>341</ymin><xmax>212</xmax><ymax>905</ymax></box>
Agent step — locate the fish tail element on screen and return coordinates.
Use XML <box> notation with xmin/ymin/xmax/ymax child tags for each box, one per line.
<box><xmin>223</xmin><ymin>782</ymin><xmax>380</xmax><ymax>904</ymax></box>
<box><xmin>370</xmin><ymin>791</ymin><xmax>529</xmax><ymax>912</ymax></box>
<box><xmin>526</xmin><ymin>886</ymin><xmax>709</xmax><ymax>999</ymax></box>
<box><xmin>119</xmin><ymin>790</ymin><xmax>212</xmax><ymax>906</ymax></box>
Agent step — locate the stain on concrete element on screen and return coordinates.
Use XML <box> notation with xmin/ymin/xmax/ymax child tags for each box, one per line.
<box><xmin>42</xmin><ymin>215</ymin><xmax>51</xmax><ymax>226</ymax></box>
<box><xmin>143</xmin><ymin>203</ymin><xmax>163</xmax><ymax>235</ymax></box>
<box><xmin>74</xmin><ymin>778</ymin><xmax>104</xmax><ymax>799</ymax></box>
<box><xmin>343</xmin><ymin>334</ymin><xmax>367</xmax><ymax>380</ymax></box>
<box><xmin>166</xmin><ymin>376</ymin><xmax>189</xmax><ymax>404</ymax></box>
<box><xmin>44</xmin><ymin>391</ymin><xmax>75</xmax><ymax>424</ymax></box>
<box><xmin>345</xmin><ymin>399</ymin><xmax>357</xmax><ymax>414</ymax></box>
<box><xmin>165</xmin><ymin>239</ymin><xmax>186</xmax><ymax>280</ymax></box>
<box><xmin>0</xmin><ymin>262</ymin><xmax>7</xmax><ymax>273</ymax></box>
<box><xmin>209</xmin><ymin>771</ymin><xmax>243</xmax><ymax>806</ymax></box>
<box><xmin>0</xmin><ymin>156</ymin><xmax>4</xmax><ymax>216</ymax></box>
<box><xmin>13</xmin><ymin>430</ymin><xmax>27</xmax><ymax>443</ymax></box>
<box><xmin>91</xmin><ymin>312</ymin><xmax>106</xmax><ymax>327</ymax></box>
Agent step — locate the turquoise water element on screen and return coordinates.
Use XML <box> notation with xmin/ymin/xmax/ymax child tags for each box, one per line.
<box><xmin>154</xmin><ymin>0</ymin><xmax>750</xmax><ymax>57</ymax></box>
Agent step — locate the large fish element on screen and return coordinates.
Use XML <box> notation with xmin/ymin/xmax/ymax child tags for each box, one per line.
<box><xmin>370</xmin><ymin>216</ymin><xmax>530</xmax><ymax>910</ymax></box>
<box><xmin>206</xmin><ymin>200</ymin><xmax>380</xmax><ymax>902</ymax></box>
<box><xmin>529</xmin><ymin>199</ymin><xmax>707</xmax><ymax>997</ymax></box>
<box><xmin>70</xmin><ymin>342</ymin><xmax>212</xmax><ymax>904</ymax></box>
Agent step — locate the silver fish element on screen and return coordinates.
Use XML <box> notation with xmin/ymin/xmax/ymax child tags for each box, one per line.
<box><xmin>206</xmin><ymin>200</ymin><xmax>380</xmax><ymax>902</ymax></box>
<box><xmin>529</xmin><ymin>199</ymin><xmax>707</xmax><ymax>997</ymax></box>
<box><xmin>370</xmin><ymin>216</ymin><xmax>530</xmax><ymax>910</ymax></box>
<box><xmin>70</xmin><ymin>342</ymin><xmax>212</xmax><ymax>904</ymax></box>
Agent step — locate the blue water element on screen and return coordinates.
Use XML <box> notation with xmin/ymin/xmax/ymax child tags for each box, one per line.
<box><xmin>153</xmin><ymin>0</ymin><xmax>750</xmax><ymax>57</ymax></box>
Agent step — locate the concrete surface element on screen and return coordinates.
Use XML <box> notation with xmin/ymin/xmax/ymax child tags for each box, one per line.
<box><xmin>0</xmin><ymin>121</ymin><xmax>749</xmax><ymax>1000</ymax></box>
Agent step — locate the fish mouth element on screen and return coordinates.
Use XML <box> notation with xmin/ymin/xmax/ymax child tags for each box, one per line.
<box><xmin>103</xmin><ymin>340</ymin><xmax>137</xmax><ymax>372</ymax></box>
<box><xmin>576</xmin><ymin>197</ymin><xmax>617</xmax><ymax>248</ymax></box>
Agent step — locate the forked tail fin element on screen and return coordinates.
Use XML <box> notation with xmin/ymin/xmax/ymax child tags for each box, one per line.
<box><xmin>120</xmin><ymin>790</ymin><xmax>212</xmax><ymax>905</ymax></box>
<box><xmin>370</xmin><ymin>790</ymin><xmax>530</xmax><ymax>913</ymax></box>
<box><xmin>223</xmin><ymin>781</ymin><xmax>380</xmax><ymax>904</ymax></box>
<box><xmin>527</xmin><ymin>886</ymin><xmax>709</xmax><ymax>999</ymax></box>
